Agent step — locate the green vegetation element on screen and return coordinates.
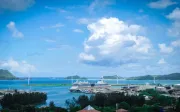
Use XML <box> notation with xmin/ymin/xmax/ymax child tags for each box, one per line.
<box><xmin>1</xmin><ymin>89</ymin><xmax>180</xmax><ymax>112</ymax></box>
<box><xmin>127</xmin><ymin>73</ymin><xmax>180</xmax><ymax>80</ymax></box>
<box><xmin>0</xmin><ymin>69</ymin><xmax>17</xmax><ymax>80</ymax></box>
<box><xmin>103</xmin><ymin>75</ymin><xmax>123</xmax><ymax>79</ymax></box>
<box><xmin>65</xmin><ymin>93</ymin><xmax>145</xmax><ymax>112</ymax></box>
<box><xmin>176</xmin><ymin>98</ymin><xmax>180</xmax><ymax>112</ymax></box>
<box><xmin>65</xmin><ymin>90</ymin><xmax>180</xmax><ymax>112</ymax></box>
<box><xmin>65</xmin><ymin>75</ymin><xmax>87</xmax><ymax>80</ymax></box>
<box><xmin>23</xmin><ymin>83</ymin><xmax>71</xmax><ymax>87</ymax></box>
<box><xmin>140</xmin><ymin>89</ymin><xmax>176</xmax><ymax>106</ymax></box>
<box><xmin>0</xmin><ymin>92</ymin><xmax>47</xmax><ymax>109</ymax></box>
<box><xmin>1</xmin><ymin>101</ymin><xmax>68</xmax><ymax>112</ymax></box>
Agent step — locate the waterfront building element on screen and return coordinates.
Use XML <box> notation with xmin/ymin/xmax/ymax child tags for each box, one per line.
<box><xmin>174</xmin><ymin>84</ymin><xmax>180</xmax><ymax>90</ymax></box>
<box><xmin>155</xmin><ymin>87</ymin><xmax>167</xmax><ymax>92</ymax></box>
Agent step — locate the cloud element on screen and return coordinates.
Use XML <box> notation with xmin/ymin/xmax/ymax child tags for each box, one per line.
<box><xmin>0</xmin><ymin>58</ymin><xmax>36</xmax><ymax>74</ymax></box>
<box><xmin>167</xmin><ymin>8</ymin><xmax>180</xmax><ymax>20</ymax></box>
<box><xmin>158</xmin><ymin>58</ymin><xmax>167</xmax><ymax>64</ymax></box>
<box><xmin>73</xmin><ymin>29</ymin><xmax>84</xmax><ymax>33</ymax></box>
<box><xmin>47</xmin><ymin>45</ymin><xmax>71</xmax><ymax>51</ymax></box>
<box><xmin>45</xmin><ymin>6</ymin><xmax>67</xmax><ymax>13</ymax></box>
<box><xmin>66</xmin><ymin>16</ymin><xmax>75</xmax><ymax>20</ymax></box>
<box><xmin>45</xmin><ymin>39</ymin><xmax>56</xmax><ymax>43</ymax></box>
<box><xmin>26</xmin><ymin>52</ymin><xmax>43</xmax><ymax>57</ymax></box>
<box><xmin>158</xmin><ymin>43</ymin><xmax>173</xmax><ymax>54</ymax></box>
<box><xmin>6</xmin><ymin>21</ymin><xmax>24</xmax><ymax>38</ymax></box>
<box><xmin>79</xmin><ymin>17</ymin><xmax>152</xmax><ymax>67</ymax></box>
<box><xmin>40</xmin><ymin>23</ymin><xmax>64</xmax><ymax>30</ymax></box>
<box><xmin>0</xmin><ymin>0</ymin><xmax>35</xmax><ymax>11</ymax></box>
<box><xmin>148</xmin><ymin>0</ymin><xmax>177</xmax><ymax>9</ymax></box>
<box><xmin>77</xmin><ymin>18</ymin><xmax>96</xmax><ymax>24</ymax></box>
<box><xmin>171</xmin><ymin>39</ymin><xmax>180</xmax><ymax>47</ymax></box>
<box><xmin>167</xmin><ymin>8</ymin><xmax>180</xmax><ymax>37</ymax></box>
<box><xmin>51</xmin><ymin>23</ymin><xmax>64</xmax><ymax>28</ymax></box>
<box><xmin>88</xmin><ymin>0</ymin><xmax>115</xmax><ymax>14</ymax></box>
<box><xmin>79</xmin><ymin>53</ymin><xmax>95</xmax><ymax>61</ymax></box>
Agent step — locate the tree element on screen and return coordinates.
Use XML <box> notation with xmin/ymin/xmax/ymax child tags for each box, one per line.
<box><xmin>94</xmin><ymin>93</ymin><xmax>107</xmax><ymax>107</ymax></box>
<box><xmin>22</xmin><ymin>105</ymin><xmax>35</xmax><ymax>112</ymax></box>
<box><xmin>0</xmin><ymin>92</ymin><xmax>47</xmax><ymax>109</ymax></box>
<box><xmin>49</xmin><ymin>101</ymin><xmax>55</xmax><ymax>110</ymax></box>
<box><xmin>176</xmin><ymin>98</ymin><xmax>180</xmax><ymax>112</ymax></box>
<box><xmin>65</xmin><ymin>97</ymin><xmax>78</xmax><ymax>110</ymax></box>
<box><xmin>77</xmin><ymin>95</ymin><xmax>89</xmax><ymax>108</ymax></box>
<box><xmin>118</xmin><ymin>102</ymin><xmax>130</xmax><ymax>110</ymax></box>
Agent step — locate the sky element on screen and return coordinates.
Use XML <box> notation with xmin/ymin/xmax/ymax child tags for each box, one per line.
<box><xmin>0</xmin><ymin>0</ymin><xmax>180</xmax><ymax>77</ymax></box>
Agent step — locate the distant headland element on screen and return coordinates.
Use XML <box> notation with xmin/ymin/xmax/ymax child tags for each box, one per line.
<box><xmin>65</xmin><ymin>75</ymin><xmax>87</xmax><ymax>80</ymax></box>
<box><xmin>103</xmin><ymin>75</ymin><xmax>123</xmax><ymax>79</ymax></box>
<box><xmin>0</xmin><ymin>69</ymin><xmax>17</xmax><ymax>80</ymax></box>
<box><xmin>126</xmin><ymin>73</ymin><xmax>180</xmax><ymax>80</ymax></box>
<box><xmin>0</xmin><ymin>69</ymin><xmax>180</xmax><ymax>80</ymax></box>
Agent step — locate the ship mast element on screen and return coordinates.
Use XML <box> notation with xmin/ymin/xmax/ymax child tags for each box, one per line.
<box><xmin>153</xmin><ymin>76</ymin><xmax>156</xmax><ymax>84</ymax></box>
<box><xmin>28</xmin><ymin>74</ymin><xmax>30</xmax><ymax>86</ymax></box>
<box><xmin>102</xmin><ymin>75</ymin><xmax>104</xmax><ymax>81</ymax></box>
<box><xmin>116</xmin><ymin>74</ymin><xmax>118</xmax><ymax>84</ymax></box>
<box><xmin>71</xmin><ymin>76</ymin><xmax>73</xmax><ymax>84</ymax></box>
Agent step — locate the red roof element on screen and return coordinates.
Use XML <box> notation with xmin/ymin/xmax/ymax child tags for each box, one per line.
<box><xmin>116</xmin><ymin>108</ymin><xmax>128</xmax><ymax>112</ymax></box>
<box><xmin>77</xmin><ymin>105</ymin><xmax>100</xmax><ymax>112</ymax></box>
<box><xmin>77</xmin><ymin>110</ymin><xmax>100</xmax><ymax>112</ymax></box>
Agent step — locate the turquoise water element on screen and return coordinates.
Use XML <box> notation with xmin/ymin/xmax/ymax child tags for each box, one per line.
<box><xmin>0</xmin><ymin>78</ymin><xmax>180</xmax><ymax>107</ymax></box>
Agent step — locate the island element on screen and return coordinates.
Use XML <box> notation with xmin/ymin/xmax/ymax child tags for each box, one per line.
<box><xmin>65</xmin><ymin>75</ymin><xmax>87</xmax><ymax>80</ymax></box>
<box><xmin>0</xmin><ymin>69</ymin><xmax>17</xmax><ymax>80</ymax></box>
<box><xmin>103</xmin><ymin>75</ymin><xmax>123</xmax><ymax>79</ymax></box>
<box><xmin>127</xmin><ymin>73</ymin><xmax>180</xmax><ymax>80</ymax></box>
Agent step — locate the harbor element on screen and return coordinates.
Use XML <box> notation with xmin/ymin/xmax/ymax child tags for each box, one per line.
<box><xmin>1</xmin><ymin>78</ymin><xmax>180</xmax><ymax>107</ymax></box>
<box><xmin>69</xmin><ymin>79</ymin><xmax>180</xmax><ymax>99</ymax></box>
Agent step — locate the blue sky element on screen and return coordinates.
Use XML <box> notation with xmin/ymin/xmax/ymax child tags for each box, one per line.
<box><xmin>0</xmin><ymin>0</ymin><xmax>180</xmax><ymax>77</ymax></box>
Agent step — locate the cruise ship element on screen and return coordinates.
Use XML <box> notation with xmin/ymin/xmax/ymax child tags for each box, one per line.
<box><xmin>69</xmin><ymin>80</ymin><xmax>111</xmax><ymax>92</ymax></box>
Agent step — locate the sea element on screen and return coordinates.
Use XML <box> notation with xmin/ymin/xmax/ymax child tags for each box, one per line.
<box><xmin>0</xmin><ymin>78</ymin><xmax>180</xmax><ymax>107</ymax></box>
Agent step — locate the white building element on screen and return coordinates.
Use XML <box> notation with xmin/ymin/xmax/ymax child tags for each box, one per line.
<box><xmin>156</xmin><ymin>87</ymin><xmax>167</xmax><ymax>92</ymax></box>
<box><xmin>174</xmin><ymin>84</ymin><xmax>180</xmax><ymax>90</ymax></box>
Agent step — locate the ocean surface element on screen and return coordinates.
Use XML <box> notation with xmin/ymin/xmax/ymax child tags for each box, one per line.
<box><xmin>0</xmin><ymin>78</ymin><xmax>180</xmax><ymax>107</ymax></box>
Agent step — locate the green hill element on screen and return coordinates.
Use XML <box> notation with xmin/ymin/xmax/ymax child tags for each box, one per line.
<box><xmin>157</xmin><ymin>73</ymin><xmax>180</xmax><ymax>80</ymax></box>
<box><xmin>0</xmin><ymin>69</ymin><xmax>17</xmax><ymax>80</ymax></box>
<box><xmin>103</xmin><ymin>75</ymin><xmax>123</xmax><ymax>79</ymax></box>
<box><xmin>127</xmin><ymin>73</ymin><xmax>180</xmax><ymax>80</ymax></box>
<box><xmin>65</xmin><ymin>75</ymin><xmax>87</xmax><ymax>80</ymax></box>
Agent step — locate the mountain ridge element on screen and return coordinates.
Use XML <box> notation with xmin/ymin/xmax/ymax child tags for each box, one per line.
<box><xmin>127</xmin><ymin>73</ymin><xmax>180</xmax><ymax>80</ymax></box>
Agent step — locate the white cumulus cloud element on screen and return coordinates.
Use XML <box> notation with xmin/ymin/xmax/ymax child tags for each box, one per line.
<box><xmin>7</xmin><ymin>21</ymin><xmax>24</xmax><ymax>38</ymax></box>
<box><xmin>167</xmin><ymin>8</ymin><xmax>180</xmax><ymax>37</ymax></box>
<box><xmin>79</xmin><ymin>17</ymin><xmax>152</xmax><ymax>67</ymax></box>
<box><xmin>158</xmin><ymin>43</ymin><xmax>173</xmax><ymax>54</ymax></box>
<box><xmin>167</xmin><ymin>8</ymin><xmax>180</xmax><ymax>20</ymax></box>
<box><xmin>171</xmin><ymin>39</ymin><xmax>180</xmax><ymax>47</ymax></box>
<box><xmin>0</xmin><ymin>58</ymin><xmax>36</xmax><ymax>74</ymax></box>
<box><xmin>79</xmin><ymin>53</ymin><xmax>95</xmax><ymax>61</ymax></box>
<box><xmin>148</xmin><ymin>0</ymin><xmax>177</xmax><ymax>9</ymax></box>
<box><xmin>0</xmin><ymin>0</ymin><xmax>35</xmax><ymax>11</ymax></box>
<box><xmin>158</xmin><ymin>58</ymin><xmax>167</xmax><ymax>64</ymax></box>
